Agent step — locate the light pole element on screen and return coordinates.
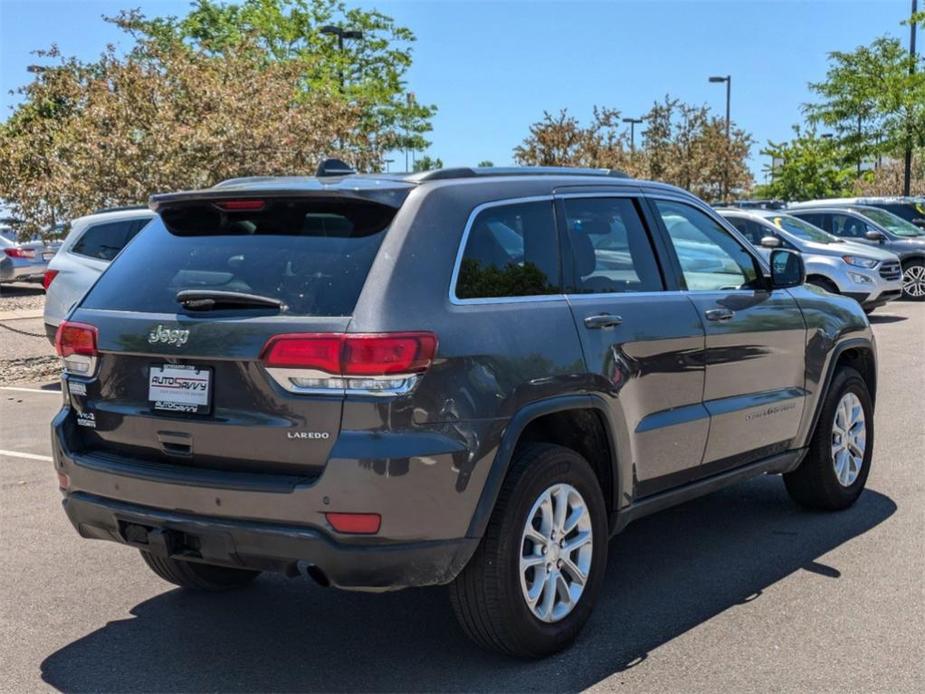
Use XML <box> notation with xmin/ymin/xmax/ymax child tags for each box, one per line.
<box><xmin>903</xmin><ymin>0</ymin><xmax>918</xmax><ymax>196</ymax></box>
<box><xmin>622</xmin><ymin>117</ymin><xmax>643</xmax><ymax>153</ymax></box>
<box><xmin>709</xmin><ymin>75</ymin><xmax>732</xmax><ymax>202</ymax></box>
<box><xmin>320</xmin><ymin>25</ymin><xmax>363</xmax><ymax>91</ymax></box>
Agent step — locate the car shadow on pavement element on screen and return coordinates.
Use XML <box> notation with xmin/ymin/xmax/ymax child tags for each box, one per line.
<box><xmin>40</xmin><ymin>476</ymin><xmax>895</xmax><ymax>693</ymax></box>
<box><xmin>867</xmin><ymin>313</ymin><xmax>908</xmax><ymax>324</ymax></box>
<box><xmin>0</xmin><ymin>282</ymin><xmax>44</xmax><ymax>296</ymax></box>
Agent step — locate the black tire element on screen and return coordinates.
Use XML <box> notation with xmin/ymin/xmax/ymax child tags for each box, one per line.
<box><xmin>901</xmin><ymin>259</ymin><xmax>925</xmax><ymax>301</ymax></box>
<box><xmin>449</xmin><ymin>443</ymin><xmax>608</xmax><ymax>658</ymax></box>
<box><xmin>784</xmin><ymin>367</ymin><xmax>873</xmax><ymax>510</ymax></box>
<box><xmin>807</xmin><ymin>277</ymin><xmax>839</xmax><ymax>295</ymax></box>
<box><xmin>140</xmin><ymin>551</ymin><xmax>260</xmax><ymax>591</ymax></box>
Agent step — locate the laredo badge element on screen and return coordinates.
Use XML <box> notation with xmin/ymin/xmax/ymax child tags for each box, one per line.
<box><xmin>76</xmin><ymin>411</ymin><xmax>96</xmax><ymax>428</ymax></box>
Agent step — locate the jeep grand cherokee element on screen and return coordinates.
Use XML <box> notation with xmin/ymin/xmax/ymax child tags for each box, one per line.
<box><xmin>52</xmin><ymin>165</ymin><xmax>877</xmax><ymax>657</ymax></box>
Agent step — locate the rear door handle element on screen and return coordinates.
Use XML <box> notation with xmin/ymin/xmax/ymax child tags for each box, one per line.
<box><xmin>583</xmin><ymin>313</ymin><xmax>623</xmax><ymax>329</ymax></box>
<box><xmin>704</xmin><ymin>308</ymin><xmax>735</xmax><ymax>322</ymax></box>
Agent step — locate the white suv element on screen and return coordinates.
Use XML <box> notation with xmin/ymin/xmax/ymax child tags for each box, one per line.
<box><xmin>43</xmin><ymin>207</ymin><xmax>155</xmax><ymax>342</ymax></box>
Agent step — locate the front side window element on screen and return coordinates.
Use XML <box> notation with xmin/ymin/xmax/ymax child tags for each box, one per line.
<box><xmin>654</xmin><ymin>200</ymin><xmax>761</xmax><ymax>291</ymax></box>
<box><xmin>830</xmin><ymin>213</ymin><xmax>869</xmax><ymax>238</ymax></box>
<box><xmin>725</xmin><ymin>216</ymin><xmax>766</xmax><ymax>246</ymax></box>
<box><xmin>562</xmin><ymin>197</ymin><xmax>662</xmax><ymax>293</ymax></box>
<box><xmin>455</xmin><ymin>200</ymin><xmax>560</xmax><ymax>299</ymax></box>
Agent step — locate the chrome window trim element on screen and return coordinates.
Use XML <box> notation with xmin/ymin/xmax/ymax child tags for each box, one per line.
<box><xmin>449</xmin><ymin>195</ymin><xmax>560</xmax><ymax>306</ymax></box>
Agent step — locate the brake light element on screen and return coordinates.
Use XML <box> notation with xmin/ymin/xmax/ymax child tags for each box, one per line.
<box><xmin>261</xmin><ymin>332</ymin><xmax>437</xmax><ymax>395</ymax></box>
<box><xmin>43</xmin><ymin>269</ymin><xmax>59</xmax><ymax>290</ymax></box>
<box><xmin>3</xmin><ymin>247</ymin><xmax>35</xmax><ymax>259</ymax></box>
<box><xmin>215</xmin><ymin>199</ymin><xmax>266</xmax><ymax>211</ymax></box>
<box><xmin>325</xmin><ymin>512</ymin><xmax>381</xmax><ymax>534</ymax></box>
<box><xmin>55</xmin><ymin>321</ymin><xmax>99</xmax><ymax>375</ymax></box>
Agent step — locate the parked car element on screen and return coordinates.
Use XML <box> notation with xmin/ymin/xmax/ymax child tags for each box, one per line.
<box><xmin>43</xmin><ymin>207</ymin><xmax>155</xmax><ymax>342</ymax></box>
<box><xmin>53</xmin><ymin>165</ymin><xmax>878</xmax><ymax>658</ymax></box>
<box><xmin>790</xmin><ymin>196</ymin><xmax>925</xmax><ymax>230</ymax></box>
<box><xmin>717</xmin><ymin>208</ymin><xmax>903</xmax><ymax>312</ymax></box>
<box><xmin>0</xmin><ymin>232</ymin><xmax>54</xmax><ymax>285</ymax></box>
<box><xmin>786</xmin><ymin>205</ymin><xmax>925</xmax><ymax>300</ymax></box>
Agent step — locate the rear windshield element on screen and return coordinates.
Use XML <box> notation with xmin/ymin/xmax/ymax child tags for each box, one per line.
<box><xmin>81</xmin><ymin>198</ymin><xmax>398</xmax><ymax>316</ymax></box>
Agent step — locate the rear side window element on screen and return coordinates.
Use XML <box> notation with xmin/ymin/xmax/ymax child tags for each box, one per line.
<box><xmin>454</xmin><ymin>200</ymin><xmax>561</xmax><ymax>300</ymax></box>
<box><xmin>71</xmin><ymin>218</ymin><xmax>149</xmax><ymax>260</ymax></box>
<box><xmin>562</xmin><ymin>197</ymin><xmax>662</xmax><ymax>293</ymax></box>
<box><xmin>81</xmin><ymin>199</ymin><xmax>397</xmax><ymax>316</ymax></box>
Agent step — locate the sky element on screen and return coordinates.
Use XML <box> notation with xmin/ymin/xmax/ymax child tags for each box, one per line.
<box><xmin>0</xmin><ymin>0</ymin><xmax>917</xmax><ymax>180</ymax></box>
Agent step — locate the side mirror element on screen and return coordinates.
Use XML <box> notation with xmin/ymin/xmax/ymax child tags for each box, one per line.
<box><xmin>770</xmin><ymin>249</ymin><xmax>805</xmax><ymax>289</ymax></box>
<box><xmin>760</xmin><ymin>235</ymin><xmax>781</xmax><ymax>248</ymax></box>
<box><xmin>864</xmin><ymin>229</ymin><xmax>885</xmax><ymax>241</ymax></box>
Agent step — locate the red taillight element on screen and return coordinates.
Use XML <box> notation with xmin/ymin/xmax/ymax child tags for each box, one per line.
<box><xmin>261</xmin><ymin>332</ymin><xmax>437</xmax><ymax>376</ymax></box>
<box><xmin>42</xmin><ymin>269</ymin><xmax>59</xmax><ymax>290</ymax></box>
<box><xmin>262</xmin><ymin>334</ymin><xmax>343</xmax><ymax>372</ymax></box>
<box><xmin>344</xmin><ymin>334</ymin><xmax>437</xmax><ymax>375</ymax></box>
<box><xmin>55</xmin><ymin>321</ymin><xmax>98</xmax><ymax>358</ymax></box>
<box><xmin>4</xmin><ymin>247</ymin><xmax>35</xmax><ymax>259</ymax></box>
<box><xmin>325</xmin><ymin>512</ymin><xmax>381</xmax><ymax>534</ymax></box>
<box><xmin>215</xmin><ymin>199</ymin><xmax>266</xmax><ymax>212</ymax></box>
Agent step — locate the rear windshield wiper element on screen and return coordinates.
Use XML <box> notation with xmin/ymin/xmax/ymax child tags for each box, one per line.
<box><xmin>176</xmin><ymin>289</ymin><xmax>286</xmax><ymax>311</ymax></box>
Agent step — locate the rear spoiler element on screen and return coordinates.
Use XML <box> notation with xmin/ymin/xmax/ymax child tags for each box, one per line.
<box><xmin>149</xmin><ymin>182</ymin><xmax>414</xmax><ymax>213</ymax></box>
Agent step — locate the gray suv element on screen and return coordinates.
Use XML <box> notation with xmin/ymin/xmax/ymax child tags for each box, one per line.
<box><xmin>52</xmin><ymin>167</ymin><xmax>878</xmax><ymax>657</ymax></box>
<box><xmin>787</xmin><ymin>205</ymin><xmax>925</xmax><ymax>300</ymax></box>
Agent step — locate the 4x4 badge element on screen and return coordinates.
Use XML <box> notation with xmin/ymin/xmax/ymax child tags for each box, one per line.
<box><xmin>148</xmin><ymin>324</ymin><xmax>190</xmax><ymax>347</ymax></box>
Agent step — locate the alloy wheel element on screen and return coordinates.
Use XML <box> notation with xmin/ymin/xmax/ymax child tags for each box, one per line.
<box><xmin>903</xmin><ymin>264</ymin><xmax>925</xmax><ymax>298</ymax></box>
<box><xmin>519</xmin><ymin>483</ymin><xmax>593</xmax><ymax>623</ymax></box>
<box><xmin>831</xmin><ymin>392</ymin><xmax>866</xmax><ymax>487</ymax></box>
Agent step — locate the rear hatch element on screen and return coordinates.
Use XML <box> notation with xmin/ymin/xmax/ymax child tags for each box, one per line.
<box><xmin>64</xmin><ymin>185</ymin><xmax>411</xmax><ymax>480</ymax></box>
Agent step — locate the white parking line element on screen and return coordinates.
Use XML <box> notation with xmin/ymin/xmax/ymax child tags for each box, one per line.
<box><xmin>0</xmin><ymin>449</ymin><xmax>53</xmax><ymax>462</ymax></box>
<box><xmin>0</xmin><ymin>386</ymin><xmax>60</xmax><ymax>395</ymax></box>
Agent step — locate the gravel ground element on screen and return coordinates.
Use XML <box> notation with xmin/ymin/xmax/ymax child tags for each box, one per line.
<box><xmin>0</xmin><ymin>286</ymin><xmax>58</xmax><ymax>386</ymax></box>
<box><xmin>0</xmin><ymin>282</ymin><xmax>46</xmax><ymax>312</ymax></box>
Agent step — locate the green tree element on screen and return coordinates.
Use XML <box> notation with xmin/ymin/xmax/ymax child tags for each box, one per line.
<box><xmin>112</xmin><ymin>0</ymin><xmax>436</xmax><ymax>170</ymax></box>
<box><xmin>753</xmin><ymin>125</ymin><xmax>854</xmax><ymax>201</ymax></box>
<box><xmin>805</xmin><ymin>25</ymin><xmax>925</xmax><ymax>178</ymax></box>
<box><xmin>412</xmin><ymin>155</ymin><xmax>443</xmax><ymax>172</ymax></box>
<box><xmin>477</xmin><ymin>160</ymin><xmax>494</xmax><ymax>167</ymax></box>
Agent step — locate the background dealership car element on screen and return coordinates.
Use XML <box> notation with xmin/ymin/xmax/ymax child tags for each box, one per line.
<box><xmin>52</xmin><ymin>165</ymin><xmax>878</xmax><ymax>658</ymax></box>
<box><xmin>43</xmin><ymin>206</ymin><xmax>155</xmax><ymax>341</ymax></box>
<box><xmin>787</xmin><ymin>205</ymin><xmax>925</xmax><ymax>300</ymax></box>
<box><xmin>718</xmin><ymin>208</ymin><xmax>902</xmax><ymax>311</ymax></box>
<box><xmin>791</xmin><ymin>196</ymin><xmax>925</xmax><ymax>230</ymax></box>
<box><xmin>0</xmin><ymin>230</ymin><xmax>54</xmax><ymax>285</ymax></box>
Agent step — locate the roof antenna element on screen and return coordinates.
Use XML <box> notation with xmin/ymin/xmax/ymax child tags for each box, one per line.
<box><xmin>316</xmin><ymin>158</ymin><xmax>356</xmax><ymax>177</ymax></box>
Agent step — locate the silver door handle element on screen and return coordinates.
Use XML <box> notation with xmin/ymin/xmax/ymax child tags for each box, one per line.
<box><xmin>584</xmin><ymin>313</ymin><xmax>623</xmax><ymax>329</ymax></box>
<box><xmin>705</xmin><ymin>308</ymin><xmax>735</xmax><ymax>322</ymax></box>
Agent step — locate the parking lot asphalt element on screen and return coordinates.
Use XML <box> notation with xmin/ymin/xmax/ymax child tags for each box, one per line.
<box><xmin>0</xmin><ymin>303</ymin><xmax>922</xmax><ymax>692</ymax></box>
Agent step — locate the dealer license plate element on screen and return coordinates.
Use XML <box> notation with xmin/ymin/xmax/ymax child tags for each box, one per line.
<box><xmin>148</xmin><ymin>364</ymin><xmax>211</xmax><ymax>414</ymax></box>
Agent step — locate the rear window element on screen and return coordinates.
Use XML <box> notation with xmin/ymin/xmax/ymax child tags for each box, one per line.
<box><xmin>81</xmin><ymin>199</ymin><xmax>397</xmax><ymax>316</ymax></box>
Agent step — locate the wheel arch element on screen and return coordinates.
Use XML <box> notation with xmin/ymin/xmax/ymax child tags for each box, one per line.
<box><xmin>804</xmin><ymin>337</ymin><xmax>877</xmax><ymax>447</ymax></box>
<box><xmin>465</xmin><ymin>395</ymin><xmax>620</xmax><ymax>539</ymax></box>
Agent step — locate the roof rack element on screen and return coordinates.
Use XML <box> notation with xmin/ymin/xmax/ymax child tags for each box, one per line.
<box><xmin>92</xmin><ymin>204</ymin><xmax>150</xmax><ymax>214</ymax></box>
<box><xmin>411</xmin><ymin>166</ymin><xmax>631</xmax><ymax>182</ymax></box>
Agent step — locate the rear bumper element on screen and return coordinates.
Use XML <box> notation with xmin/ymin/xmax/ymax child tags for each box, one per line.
<box><xmin>63</xmin><ymin>491</ymin><xmax>477</xmax><ymax>591</ymax></box>
<box><xmin>51</xmin><ymin>403</ymin><xmax>494</xmax><ymax>590</ymax></box>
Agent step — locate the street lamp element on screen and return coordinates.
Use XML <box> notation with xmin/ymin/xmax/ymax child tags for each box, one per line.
<box><xmin>709</xmin><ymin>74</ymin><xmax>732</xmax><ymax>202</ymax></box>
<box><xmin>383</xmin><ymin>158</ymin><xmax>394</xmax><ymax>173</ymax></box>
<box><xmin>622</xmin><ymin>117</ymin><xmax>643</xmax><ymax>153</ymax></box>
<box><xmin>320</xmin><ymin>25</ymin><xmax>364</xmax><ymax>90</ymax></box>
